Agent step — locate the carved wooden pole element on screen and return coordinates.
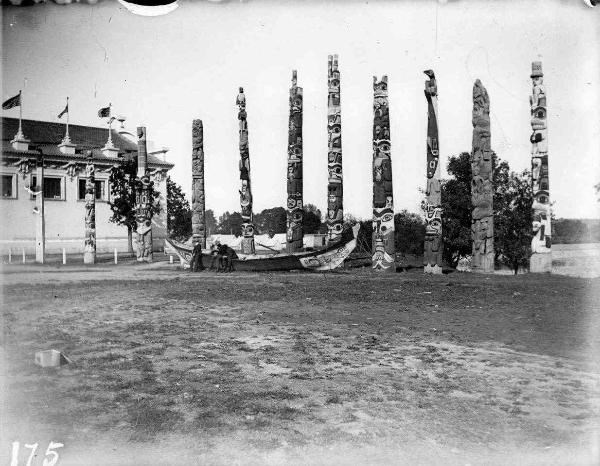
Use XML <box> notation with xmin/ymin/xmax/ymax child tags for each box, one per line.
<box><xmin>372</xmin><ymin>75</ymin><xmax>395</xmax><ymax>272</ymax></box>
<box><xmin>286</xmin><ymin>70</ymin><xmax>304</xmax><ymax>253</ymax></box>
<box><xmin>192</xmin><ymin>119</ymin><xmax>206</xmax><ymax>248</ymax></box>
<box><xmin>135</xmin><ymin>126</ymin><xmax>153</xmax><ymax>262</ymax></box>
<box><xmin>35</xmin><ymin>151</ymin><xmax>45</xmax><ymax>264</ymax></box>
<box><xmin>529</xmin><ymin>61</ymin><xmax>552</xmax><ymax>272</ymax></box>
<box><xmin>471</xmin><ymin>79</ymin><xmax>494</xmax><ymax>273</ymax></box>
<box><xmin>423</xmin><ymin>70</ymin><xmax>443</xmax><ymax>274</ymax></box>
<box><xmin>83</xmin><ymin>151</ymin><xmax>96</xmax><ymax>264</ymax></box>
<box><xmin>327</xmin><ymin>54</ymin><xmax>343</xmax><ymax>242</ymax></box>
<box><xmin>237</xmin><ymin>87</ymin><xmax>255</xmax><ymax>255</ymax></box>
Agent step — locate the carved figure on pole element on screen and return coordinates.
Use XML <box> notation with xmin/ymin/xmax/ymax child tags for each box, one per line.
<box><xmin>135</xmin><ymin>126</ymin><xmax>153</xmax><ymax>262</ymax></box>
<box><xmin>237</xmin><ymin>87</ymin><xmax>256</xmax><ymax>255</ymax></box>
<box><xmin>83</xmin><ymin>150</ymin><xmax>96</xmax><ymax>264</ymax></box>
<box><xmin>372</xmin><ymin>76</ymin><xmax>395</xmax><ymax>272</ymax></box>
<box><xmin>471</xmin><ymin>80</ymin><xmax>494</xmax><ymax>273</ymax></box>
<box><xmin>192</xmin><ymin>119</ymin><xmax>206</xmax><ymax>249</ymax></box>
<box><xmin>327</xmin><ymin>54</ymin><xmax>344</xmax><ymax>242</ymax></box>
<box><xmin>529</xmin><ymin>61</ymin><xmax>552</xmax><ymax>273</ymax></box>
<box><xmin>287</xmin><ymin>70</ymin><xmax>304</xmax><ymax>253</ymax></box>
<box><xmin>423</xmin><ymin>69</ymin><xmax>443</xmax><ymax>274</ymax></box>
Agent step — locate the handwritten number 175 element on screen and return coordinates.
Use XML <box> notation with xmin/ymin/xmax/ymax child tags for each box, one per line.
<box><xmin>10</xmin><ymin>441</ymin><xmax>64</xmax><ymax>466</ymax></box>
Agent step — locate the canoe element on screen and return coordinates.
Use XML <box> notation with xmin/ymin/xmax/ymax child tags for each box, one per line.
<box><xmin>165</xmin><ymin>224</ymin><xmax>359</xmax><ymax>272</ymax></box>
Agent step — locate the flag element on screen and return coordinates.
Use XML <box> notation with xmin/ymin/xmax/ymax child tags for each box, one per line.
<box><xmin>58</xmin><ymin>103</ymin><xmax>68</xmax><ymax>119</ymax></box>
<box><xmin>2</xmin><ymin>93</ymin><xmax>21</xmax><ymax>110</ymax></box>
<box><xmin>98</xmin><ymin>106</ymin><xmax>111</xmax><ymax>118</ymax></box>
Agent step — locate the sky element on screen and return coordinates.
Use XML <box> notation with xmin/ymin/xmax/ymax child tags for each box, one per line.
<box><xmin>2</xmin><ymin>0</ymin><xmax>599</xmax><ymax>220</ymax></box>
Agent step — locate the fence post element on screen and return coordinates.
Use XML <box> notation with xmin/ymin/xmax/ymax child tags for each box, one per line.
<box><xmin>22</xmin><ymin>248</ymin><xmax>26</xmax><ymax>264</ymax></box>
<box><xmin>8</xmin><ymin>248</ymin><xmax>11</xmax><ymax>264</ymax></box>
<box><xmin>114</xmin><ymin>248</ymin><xmax>118</xmax><ymax>265</ymax></box>
<box><xmin>62</xmin><ymin>248</ymin><xmax>66</xmax><ymax>265</ymax></box>
<box><xmin>169</xmin><ymin>255</ymin><xmax>173</xmax><ymax>264</ymax></box>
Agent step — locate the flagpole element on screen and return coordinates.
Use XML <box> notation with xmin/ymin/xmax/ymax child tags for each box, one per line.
<box><xmin>107</xmin><ymin>102</ymin><xmax>113</xmax><ymax>147</ymax></box>
<box><xmin>65</xmin><ymin>97</ymin><xmax>70</xmax><ymax>140</ymax></box>
<box><xmin>18</xmin><ymin>90</ymin><xmax>23</xmax><ymax>139</ymax></box>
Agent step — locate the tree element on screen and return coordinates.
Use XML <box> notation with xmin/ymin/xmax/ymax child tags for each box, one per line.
<box><xmin>166</xmin><ymin>176</ymin><xmax>191</xmax><ymax>241</ymax></box>
<box><xmin>553</xmin><ymin>219</ymin><xmax>590</xmax><ymax>244</ymax></box>
<box><xmin>216</xmin><ymin>211</ymin><xmax>243</xmax><ymax>235</ymax></box>
<box><xmin>108</xmin><ymin>159</ymin><xmax>161</xmax><ymax>253</ymax></box>
<box><xmin>494</xmin><ymin>170</ymin><xmax>533</xmax><ymax>274</ymax></box>
<box><xmin>254</xmin><ymin>207</ymin><xmax>287</xmax><ymax>235</ymax></box>
<box><xmin>394</xmin><ymin>210</ymin><xmax>425</xmax><ymax>255</ymax></box>
<box><xmin>440</xmin><ymin>152</ymin><xmax>472</xmax><ymax>267</ymax></box>
<box><xmin>205</xmin><ymin>209</ymin><xmax>217</xmax><ymax>236</ymax></box>
<box><xmin>441</xmin><ymin>151</ymin><xmax>534</xmax><ymax>272</ymax></box>
<box><xmin>303</xmin><ymin>203</ymin><xmax>325</xmax><ymax>234</ymax></box>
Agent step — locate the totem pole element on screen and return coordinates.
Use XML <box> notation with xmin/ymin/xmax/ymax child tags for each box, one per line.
<box><xmin>471</xmin><ymin>79</ymin><xmax>494</xmax><ymax>273</ymax></box>
<box><xmin>422</xmin><ymin>70</ymin><xmax>443</xmax><ymax>274</ymax></box>
<box><xmin>192</xmin><ymin>119</ymin><xmax>206</xmax><ymax>248</ymax></box>
<box><xmin>135</xmin><ymin>126</ymin><xmax>153</xmax><ymax>262</ymax></box>
<box><xmin>372</xmin><ymin>76</ymin><xmax>395</xmax><ymax>272</ymax></box>
<box><xmin>529</xmin><ymin>61</ymin><xmax>552</xmax><ymax>273</ymax></box>
<box><xmin>287</xmin><ymin>70</ymin><xmax>304</xmax><ymax>253</ymax></box>
<box><xmin>34</xmin><ymin>150</ymin><xmax>45</xmax><ymax>264</ymax></box>
<box><xmin>327</xmin><ymin>54</ymin><xmax>344</xmax><ymax>242</ymax></box>
<box><xmin>237</xmin><ymin>87</ymin><xmax>255</xmax><ymax>255</ymax></box>
<box><xmin>83</xmin><ymin>151</ymin><xmax>96</xmax><ymax>264</ymax></box>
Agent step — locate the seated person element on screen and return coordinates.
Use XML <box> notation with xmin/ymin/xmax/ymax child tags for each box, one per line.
<box><xmin>217</xmin><ymin>244</ymin><xmax>238</xmax><ymax>272</ymax></box>
<box><xmin>209</xmin><ymin>240</ymin><xmax>221</xmax><ymax>270</ymax></box>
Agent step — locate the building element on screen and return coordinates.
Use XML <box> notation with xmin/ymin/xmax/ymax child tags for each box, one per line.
<box><xmin>1</xmin><ymin>117</ymin><xmax>174</xmax><ymax>256</ymax></box>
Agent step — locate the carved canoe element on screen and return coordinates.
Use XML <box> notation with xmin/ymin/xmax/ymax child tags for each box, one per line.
<box><xmin>165</xmin><ymin>224</ymin><xmax>359</xmax><ymax>272</ymax></box>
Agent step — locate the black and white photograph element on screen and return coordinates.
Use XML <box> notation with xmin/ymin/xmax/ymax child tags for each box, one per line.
<box><xmin>1</xmin><ymin>0</ymin><xmax>599</xmax><ymax>464</ymax></box>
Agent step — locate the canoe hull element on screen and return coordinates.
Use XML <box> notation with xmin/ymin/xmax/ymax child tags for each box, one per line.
<box><xmin>165</xmin><ymin>224</ymin><xmax>359</xmax><ymax>272</ymax></box>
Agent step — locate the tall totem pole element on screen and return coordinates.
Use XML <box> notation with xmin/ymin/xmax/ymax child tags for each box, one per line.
<box><xmin>327</xmin><ymin>54</ymin><xmax>344</xmax><ymax>242</ymax></box>
<box><xmin>423</xmin><ymin>70</ymin><xmax>443</xmax><ymax>274</ymax></box>
<box><xmin>192</xmin><ymin>119</ymin><xmax>206</xmax><ymax>248</ymax></box>
<box><xmin>237</xmin><ymin>87</ymin><xmax>256</xmax><ymax>255</ymax></box>
<box><xmin>471</xmin><ymin>80</ymin><xmax>494</xmax><ymax>273</ymax></box>
<box><xmin>83</xmin><ymin>150</ymin><xmax>96</xmax><ymax>264</ymax></box>
<box><xmin>135</xmin><ymin>126</ymin><xmax>153</xmax><ymax>262</ymax></box>
<box><xmin>287</xmin><ymin>71</ymin><xmax>304</xmax><ymax>253</ymax></box>
<box><xmin>372</xmin><ymin>76</ymin><xmax>395</xmax><ymax>272</ymax></box>
<box><xmin>529</xmin><ymin>61</ymin><xmax>552</xmax><ymax>272</ymax></box>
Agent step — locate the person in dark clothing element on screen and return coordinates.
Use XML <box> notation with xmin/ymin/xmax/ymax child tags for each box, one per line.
<box><xmin>217</xmin><ymin>244</ymin><xmax>238</xmax><ymax>272</ymax></box>
<box><xmin>190</xmin><ymin>243</ymin><xmax>205</xmax><ymax>272</ymax></box>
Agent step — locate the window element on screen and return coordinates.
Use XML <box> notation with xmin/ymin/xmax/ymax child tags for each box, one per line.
<box><xmin>31</xmin><ymin>176</ymin><xmax>65</xmax><ymax>200</ymax></box>
<box><xmin>78</xmin><ymin>179</ymin><xmax>107</xmax><ymax>201</ymax></box>
<box><xmin>1</xmin><ymin>174</ymin><xmax>17</xmax><ymax>198</ymax></box>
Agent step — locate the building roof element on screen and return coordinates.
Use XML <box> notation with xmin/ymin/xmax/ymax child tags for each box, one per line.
<box><xmin>1</xmin><ymin>117</ymin><xmax>174</xmax><ymax>169</ymax></box>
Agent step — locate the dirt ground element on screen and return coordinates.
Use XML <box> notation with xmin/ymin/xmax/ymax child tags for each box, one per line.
<box><xmin>1</xmin><ymin>263</ymin><xmax>599</xmax><ymax>465</ymax></box>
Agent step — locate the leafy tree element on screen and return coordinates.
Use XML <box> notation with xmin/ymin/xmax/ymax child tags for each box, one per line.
<box><xmin>254</xmin><ymin>207</ymin><xmax>287</xmax><ymax>235</ymax></box>
<box><xmin>108</xmin><ymin>159</ymin><xmax>161</xmax><ymax>253</ymax></box>
<box><xmin>303</xmin><ymin>203</ymin><xmax>325</xmax><ymax>234</ymax></box>
<box><xmin>440</xmin><ymin>152</ymin><xmax>472</xmax><ymax>267</ymax></box>
<box><xmin>205</xmin><ymin>209</ymin><xmax>217</xmax><ymax>236</ymax></box>
<box><xmin>394</xmin><ymin>210</ymin><xmax>425</xmax><ymax>255</ymax></box>
<box><xmin>494</xmin><ymin>170</ymin><xmax>533</xmax><ymax>274</ymax></box>
<box><xmin>441</xmin><ymin>151</ymin><xmax>535</xmax><ymax>272</ymax></box>
<box><xmin>553</xmin><ymin>219</ymin><xmax>591</xmax><ymax>244</ymax></box>
<box><xmin>216</xmin><ymin>211</ymin><xmax>243</xmax><ymax>235</ymax></box>
<box><xmin>166</xmin><ymin>176</ymin><xmax>191</xmax><ymax>241</ymax></box>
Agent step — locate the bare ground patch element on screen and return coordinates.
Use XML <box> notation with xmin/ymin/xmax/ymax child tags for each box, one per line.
<box><xmin>1</xmin><ymin>267</ymin><xmax>599</xmax><ymax>465</ymax></box>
